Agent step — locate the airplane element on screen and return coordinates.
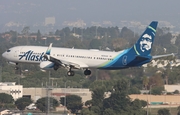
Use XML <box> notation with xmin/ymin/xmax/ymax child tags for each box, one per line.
<box><xmin>2</xmin><ymin>21</ymin><xmax>175</xmax><ymax>76</ymax></box>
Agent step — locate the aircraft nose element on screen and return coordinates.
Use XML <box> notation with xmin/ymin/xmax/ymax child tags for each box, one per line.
<box><xmin>2</xmin><ymin>52</ymin><xmax>6</xmax><ymax>58</ymax></box>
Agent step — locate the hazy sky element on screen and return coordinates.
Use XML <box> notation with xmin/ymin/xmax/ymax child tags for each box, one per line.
<box><xmin>1</xmin><ymin>0</ymin><xmax>180</xmax><ymax>27</ymax></box>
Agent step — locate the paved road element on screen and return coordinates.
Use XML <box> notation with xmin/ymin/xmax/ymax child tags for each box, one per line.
<box><xmin>146</xmin><ymin>104</ymin><xmax>179</xmax><ymax>108</ymax></box>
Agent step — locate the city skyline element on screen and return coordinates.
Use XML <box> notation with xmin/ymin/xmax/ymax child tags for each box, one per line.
<box><xmin>1</xmin><ymin>0</ymin><xmax>180</xmax><ymax>33</ymax></box>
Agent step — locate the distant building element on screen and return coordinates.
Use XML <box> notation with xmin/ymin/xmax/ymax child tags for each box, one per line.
<box><xmin>72</xmin><ymin>33</ymin><xmax>81</xmax><ymax>38</ymax></box>
<box><xmin>23</xmin><ymin>88</ymin><xmax>92</xmax><ymax>103</ymax></box>
<box><xmin>143</xmin><ymin>59</ymin><xmax>180</xmax><ymax>68</ymax></box>
<box><xmin>45</xmin><ymin>17</ymin><xmax>56</xmax><ymax>26</ymax></box>
<box><xmin>0</xmin><ymin>82</ymin><xmax>23</xmax><ymax>100</ymax></box>
<box><xmin>164</xmin><ymin>85</ymin><xmax>180</xmax><ymax>93</ymax></box>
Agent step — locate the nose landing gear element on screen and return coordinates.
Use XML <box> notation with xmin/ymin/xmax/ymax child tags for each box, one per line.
<box><xmin>15</xmin><ymin>63</ymin><xmax>19</xmax><ymax>70</ymax></box>
<box><xmin>66</xmin><ymin>68</ymin><xmax>91</xmax><ymax>76</ymax></box>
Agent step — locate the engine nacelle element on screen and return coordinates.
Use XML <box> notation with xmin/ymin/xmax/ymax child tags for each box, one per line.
<box><xmin>40</xmin><ymin>61</ymin><xmax>54</xmax><ymax>70</ymax></box>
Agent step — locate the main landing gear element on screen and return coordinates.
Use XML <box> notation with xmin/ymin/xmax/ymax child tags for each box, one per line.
<box><xmin>67</xmin><ymin>68</ymin><xmax>91</xmax><ymax>76</ymax></box>
<box><xmin>67</xmin><ymin>67</ymin><xmax>75</xmax><ymax>76</ymax></box>
<box><xmin>84</xmin><ymin>69</ymin><xmax>91</xmax><ymax>76</ymax></box>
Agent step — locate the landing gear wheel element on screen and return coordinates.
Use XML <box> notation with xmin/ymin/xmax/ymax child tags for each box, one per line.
<box><xmin>84</xmin><ymin>69</ymin><xmax>91</xmax><ymax>75</ymax></box>
<box><xmin>15</xmin><ymin>63</ymin><xmax>19</xmax><ymax>70</ymax></box>
<box><xmin>15</xmin><ymin>66</ymin><xmax>19</xmax><ymax>70</ymax></box>
<box><xmin>67</xmin><ymin>71</ymin><xmax>75</xmax><ymax>76</ymax></box>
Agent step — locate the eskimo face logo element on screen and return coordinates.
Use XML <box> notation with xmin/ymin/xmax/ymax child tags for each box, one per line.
<box><xmin>140</xmin><ymin>34</ymin><xmax>152</xmax><ymax>52</ymax></box>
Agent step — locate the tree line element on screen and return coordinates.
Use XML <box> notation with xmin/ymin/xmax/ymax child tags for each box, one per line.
<box><xmin>0</xmin><ymin>25</ymin><xmax>180</xmax><ymax>108</ymax></box>
<box><xmin>0</xmin><ymin>78</ymin><xmax>179</xmax><ymax>115</ymax></box>
<box><xmin>0</xmin><ymin>25</ymin><xmax>180</xmax><ymax>92</ymax></box>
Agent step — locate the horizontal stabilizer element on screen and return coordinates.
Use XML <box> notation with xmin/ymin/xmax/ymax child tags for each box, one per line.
<box><xmin>152</xmin><ymin>53</ymin><xmax>175</xmax><ymax>59</ymax></box>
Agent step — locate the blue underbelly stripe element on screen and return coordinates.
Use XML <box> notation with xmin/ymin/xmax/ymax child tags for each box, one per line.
<box><xmin>99</xmin><ymin>49</ymin><xmax>129</xmax><ymax>68</ymax></box>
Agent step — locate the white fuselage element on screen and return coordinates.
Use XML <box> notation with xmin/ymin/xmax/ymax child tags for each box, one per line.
<box><xmin>2</xmin><ymin>21</ymin><xmax>171</xmax><ymax>76</ymax></box>
<box><xmin>2</xmin><ymin>46</ymin><xmax>122</xmax><ymax>69</ymax></box>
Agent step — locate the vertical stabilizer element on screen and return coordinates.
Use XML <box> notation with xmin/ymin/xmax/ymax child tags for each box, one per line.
<box><xmin>131</xmin><ymin>21</ymin><xmax>158</xmax><ymax>56</ymax></box>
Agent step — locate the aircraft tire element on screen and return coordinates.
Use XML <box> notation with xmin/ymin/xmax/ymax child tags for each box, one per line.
<box><xmin>84</xmin><ymin>69</ymin><xmax>91</xmax><ymax>75</ymax></box>
<box><xmin>67</xmin><ymin>71</ymin><xmax>74</xmax><ymax>76</ymax></box>
<box><xmin>15</xmin><ymin>67</ymin><xmax>19</xmax><ymax>70</ymax></box>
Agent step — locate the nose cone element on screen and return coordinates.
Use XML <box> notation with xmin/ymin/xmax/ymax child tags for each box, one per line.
<box><xmin>2</xmin><ymin>52</ymin><xmax>6</xmax><ymax>58</ymax></box>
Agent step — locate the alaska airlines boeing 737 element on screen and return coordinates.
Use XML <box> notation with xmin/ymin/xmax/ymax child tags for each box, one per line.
<box><xmin>2</xmin><ymin>21</ymin><xmax>174</xmax><ymax>76</ymax></box>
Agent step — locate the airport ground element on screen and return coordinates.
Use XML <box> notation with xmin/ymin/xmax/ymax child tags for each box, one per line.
<box><xmin>23</xmin><ymin>106</ymin><xmax>178</xmax><ymax>115</ymax></box>
<box><xmin>23</xmin><ymin>89</ymin><xmax>180</xmax><ymax>115</ymax></box>
<box><xmin>149</xmin><ymin>107</ymin><xmax>178</xmax><ymax>115</ymax></box>
<box><xmin>130</xmin><ymin>94</ymin><xmax>180</xmax><ymax>115</ymax></box>
<box><xmin>130</xmin><ymin>94</ymin><xmax>180</xmax><ymax>105</ymax></box>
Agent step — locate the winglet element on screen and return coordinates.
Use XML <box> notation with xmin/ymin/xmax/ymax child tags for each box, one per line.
<box><xmin>46</xmin><ymin>43</ymin><xmax>53</xmax><ymax>55</ymax></box>
<box><xmin>44</xmin><ymin>43</ymin><xmax>53</xmax><ymax>60</ymax></box>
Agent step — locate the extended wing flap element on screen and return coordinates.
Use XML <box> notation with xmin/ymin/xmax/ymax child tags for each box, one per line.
<box><xmin>59</xmin><ymin>58</ymin><xmax>89</xmax><ymax>69</ymax></box>
<box><xmin>49</xmin><ymin>55</ymin><xmax>88</xmax><ymax>69</ymax></box>
<box><xmin>58</xmin><ymin>58</ymin><xmax>81</xmax><ymax>69</ymax></box>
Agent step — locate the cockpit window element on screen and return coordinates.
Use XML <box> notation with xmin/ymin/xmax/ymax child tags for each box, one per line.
<box><xmin>7</xmin><ymin>49</ymin><xmax>11</xmax><ymax>52</ymax></box>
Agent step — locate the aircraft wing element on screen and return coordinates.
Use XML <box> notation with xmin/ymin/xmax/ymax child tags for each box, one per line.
<box><xmin>152</xmin><ymin>53</ymin><xmax>175</xmax><ymax>59</ymax></box>
<box><xmin>43</xmin><ymin>43</ymin><xmax>88</xmax><ymax>69</ymax></box>
<box><xmin>49</xmin><ymin>55</ymin><xmax>88</xmax><ymax>69</ymax></box>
